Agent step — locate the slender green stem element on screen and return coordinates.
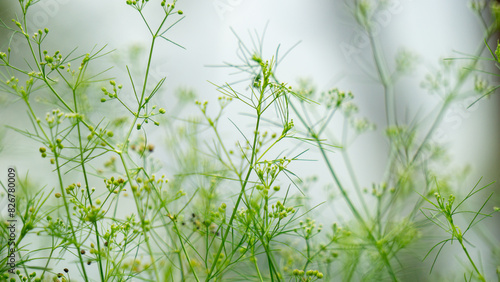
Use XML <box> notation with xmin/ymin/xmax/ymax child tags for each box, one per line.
<box><xmin>207</xmin><ymin>118</ymin><xmax>239</xmax><ymax>175</ymax></box>
<box><xmin>19</xmin><ymin>86</ymin><xmax>90</xmax><ymax>280</ymax></box>
<box><xmin>341</xmin><ymin>118</ymin><xmax>370</xmax><ymax>218</ymax></box>
<box><xmin>118</xmin><ymin>153</ymin><xmax>160</xmax><ymax>281</ymax></box>
<box><xmin>112</xmin><ymin>10</ymin><xmax>176</xmax><ymax>281</ymax></box>
<box><xmin>367</xmin><ymin>32</ymin><xmax>395</xmax><ymax>127</ymax></box>
<box><xmin>40</xmin><ymin>238</ymin><xmax>56</xmax><ymax>279</ymax></box>
<box><xmin>263</xmin><ymin>241</ymin><xmax>281</xmax><ymax>281</ymax></box>
<box><xmin>409</xmin><ymin>26</ymin><xmax>492</xmax><ymax>166</ymax></box>
<box><xmin>173</xmin><ymin>222</ymin><xmax>200</xmax><ymax>282</ymax></box>
<box><xmin>206</xmin><ymin>84</ymin><xmax>266</xmax><ymax>281</ymax></box>
<box><xmin>73</xmin><ymin>88</ymin><xmax>106</xmax><ymax>281</ymax></box>
<box><xmin>178</xmin><ymin>250</ymin><xmax>185</xmax><ymax>281</ymax></box>
<box><xmin>459</xmin><ymin>239</ymin><xmax>485</xmax><ymax>282</ymax></box>
<box><xmin>206</xmin><ymin>121</ymin><xmax>261</xmax><ymax>280</ymax></box>
<box><xmin>252</xmin><ymin>245</ymin><xmax>264</xmax><ymax>282</ymax></box>
<box><xmin>288</xmin><ymin>100</ymin><xmax>398</xmax><ymax>281</ymax></box>
<box><xmin>302</xmin><ymin>238</ymin><xmax>311</xmax><ymax>272</ymax></box>
<box><xmin>124</xmin><ymin>10</ymin><xmax>171</xmax><ymax>147</ymax></box>
<box><xmin>367</xmin><ymin>28</ymin><xmax>399</xmax><ymax>195</ymax></box>
<box><xmin>53</xmin><ymin>152</ymin><xmax>90</xmax><ymax>281</ymax></box>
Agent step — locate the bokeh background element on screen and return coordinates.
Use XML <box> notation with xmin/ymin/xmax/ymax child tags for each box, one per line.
<box><xmin>1</xmin><ymin>0</ymin><xmax>499</xmax><ymax>280</ymax></box>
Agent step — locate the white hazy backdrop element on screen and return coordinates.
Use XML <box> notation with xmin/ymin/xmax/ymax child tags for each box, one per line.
<box><xmin>0</xmin><ymin>0</ymin><xmax>499</xmax><ymax>280</ymax></box>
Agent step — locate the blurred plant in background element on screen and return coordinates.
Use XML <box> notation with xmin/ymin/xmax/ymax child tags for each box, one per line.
<box><xmin>0</xmin><ymin>0</ymin><xmax>499</xmax><ymax>281</ymax></box>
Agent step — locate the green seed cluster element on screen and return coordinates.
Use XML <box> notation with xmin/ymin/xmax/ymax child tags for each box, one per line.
<box><xmin>351</xmin><ymin>117</ymin><xmax>376</xmax><ymax>133</ymax></box>
<box><xmin>395</xmin><ymin>48</ymin><xmax>419</xmax><ymax>74</ymax></box>
<box><xmin>70</xmin><ymin>193</ymin><xmax>106</xmax><ymax>223</ymax></box>
<box><xmin>5</xmin><ymin>75</ymin><xmax>35</xmax><ymax>99</ymax></box>
<box><xmin>291</xmin><ymin>268</ymin><xmax>324</xmax><ymax>280</ymax></box>
<box><xmin>103</xmin><ymin>156</ymin><xmax>117</xmax><ymax>170</ymax></box>
<box><xmin>195</xmin><ymin>100</ymin><xmax>209</xmax><ymax>113</ymax></box>
<box><xmin>104</xmin><ymin>176</ymin><xmax>125</xmax><ymax>193</ymax></box>
<box><xmin>129</xmin><ymin>136</ymin><xmax>157</xmax><ymax>155</ymax></box>
<box><xmin>43</xmin><ymin>217</ymin><xmax>70</xmax><ymax>240</ymax></box>
<box><xmin>41</xmin><ymin>50</ymin><xmax>64</xmax><ymax>71</ymax></box>
<box><xmin>269</xmin><ymin>200</ymin><xmax>295</xmax><ymax>219</ymax></box>
<box><xmin>255</xmin><ymin>158</ymin><xmax>291</xmax><ymax>191</ymax></box>
<box><xmin>3</xmin><ymin>270</ymin><xmax>44</xmax><ymax>282</ymax></box>
<box><xmin>121</xmin><ymin>258</ymin><xmax>147</xmax><ymax>273</ymax></box>
<box><xmin>217</xmin><ymin>95</ymin><xmax>232</xmax><ymax>108</ymax></box>
<box><xmin>319</xmin><ymin>88</ymin><xmax>353</xmax><ymax>109</ymax></box>
<box><xmin>126</xmin><ymin>0</ymin><xmax>183</xmax><ymax>15</ymax></box>
<box><xmin>86</xmin><ymin>126</ymin><xmax>115</xmax><ymax>146</ymax></box>
<box><xmin>101</xmin><ymin>80</ymin><xmax>123</xmax><ymax>102</ymax></box>
<box><xmin>367</xmin><ymin>182</ymin><xmax>395</xmax><ymax>198</ymax></box>
<box><xmin>11</xmin><ymin>19</ymin><xmax>27</xmax><ymax>37</ymax></box>
<box><xmin>298</xmin><ymin>218</ymin><xmax>323</xmax><ymax>239</ymax></box>
<box><xmin>474</xmin><ymin>76</ymin><xmax>489</xmax><ymax>94</ymax></box>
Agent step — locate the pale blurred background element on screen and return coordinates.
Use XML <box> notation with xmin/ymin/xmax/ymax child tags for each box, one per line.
<box><xmin>1</xmin><ymin>0</ymin><xmax>499</xmax><ymax>280</ymax></box>
<box><xmin>1</xmin><ymin>0</ymin><xmax>498</xmax><ymax>183</ymax></box>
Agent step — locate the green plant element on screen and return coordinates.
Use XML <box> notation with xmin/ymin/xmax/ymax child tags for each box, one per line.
<box><xmin>0</xmin><ymin>1</ymin><xmax>499</xmax><ymax>282</ymax></box>
<box><xmin>419</xmin><ymin>178</ymin><xmax>496</xmax><ymax>282</ymax></box>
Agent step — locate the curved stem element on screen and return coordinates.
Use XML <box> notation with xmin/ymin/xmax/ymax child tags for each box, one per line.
<box><xmin>206</xmin><ymin>80</ymin><xmax>267</xmax><ymax>281</ymax></box>
<box><xmin>368</xmin><ymin>32</ymin><xmax>395</xmax><ymax>127</ymax></box>
<box><xmin>118</xmin><ymin>153</ymin><xmax>160</xmax><ymax>281</ymax></box>
<box><xmin>288</xmin><ymin>100</ymin><xmax>398</xmax><ymax>281</ymax></box>
<box><xmin>73</xmin><ymin>88</ymin><xmax>106</xmax><ymax>281</ymax></box>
